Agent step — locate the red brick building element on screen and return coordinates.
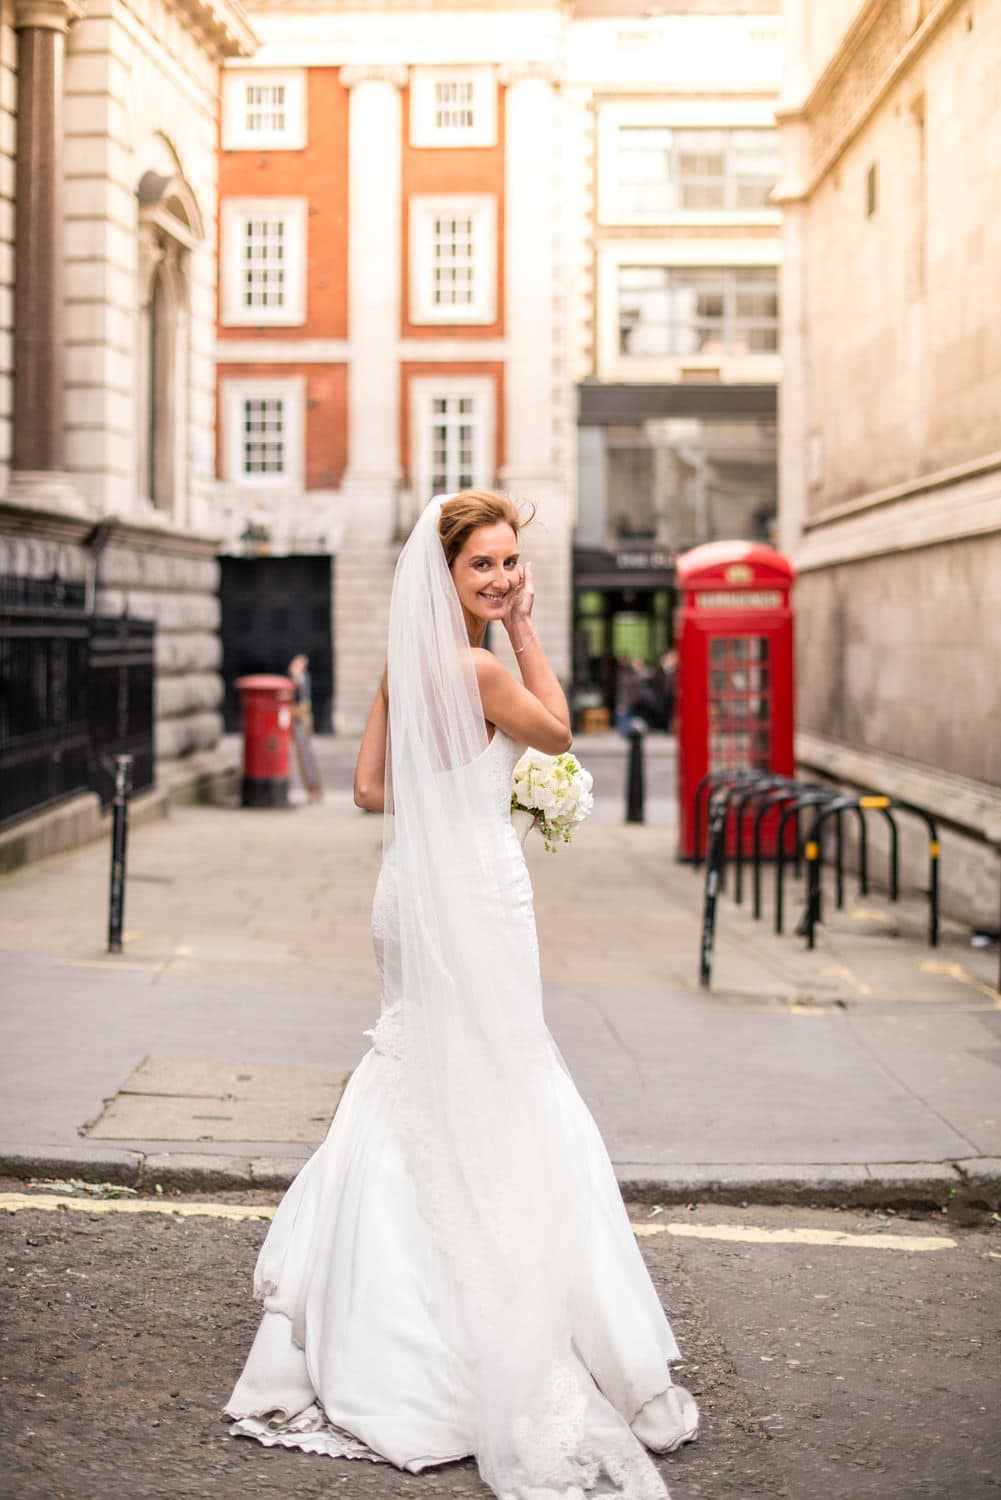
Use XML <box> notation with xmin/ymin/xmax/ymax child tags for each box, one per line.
<box><xmin>215</xmin><ymin>5</ymin><xmax>572</xmax><ymax>733</ymax></box>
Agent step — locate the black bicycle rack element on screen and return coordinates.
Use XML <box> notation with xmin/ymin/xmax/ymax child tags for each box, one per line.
<box><xmin>695</xmin><ymin>776</ymin><xmax>940</xmax><ymax>988</ymax></box>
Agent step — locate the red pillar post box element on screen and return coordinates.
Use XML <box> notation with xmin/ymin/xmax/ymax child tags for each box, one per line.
<box><xmin>236</xmin><ymin>674</ymin><xmax>295</xmax><ymax>808</ymax></box>
<box><xmin>675</xmin><ymin>541</ymin><xmax>795</xmax><ymax>860</ymax></box>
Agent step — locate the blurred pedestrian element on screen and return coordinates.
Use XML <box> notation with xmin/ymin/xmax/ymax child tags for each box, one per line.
<box><xmin>288</xmin><ymin>653</ymin><xmax>323</xmax><ymax>803</ymax></box>
<box><xmin>653</xmin><ymin>647</ymin><xmax>678</xmax><ymax>733</ymax></box>
<box><xmin>614</xmin><ymin>655</ymin><xmax>640</xmax><ymax>734</ymax></box>
<box><xmin>633</xmin><ymin>665</ymin><xmax>661</xmax><ymax>730</ymax></box>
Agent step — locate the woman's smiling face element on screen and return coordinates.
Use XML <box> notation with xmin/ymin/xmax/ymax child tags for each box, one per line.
<box><xmin>450</xmin><ymin>521</ymin><xmax>521</xmax><ymax>634</ymax></box>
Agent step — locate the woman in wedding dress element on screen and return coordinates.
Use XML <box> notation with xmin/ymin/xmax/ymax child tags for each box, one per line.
<box><xmin>225</xmin><ymin>491</ymin><xmax>698</xmax><ymax>1499</ymax></box>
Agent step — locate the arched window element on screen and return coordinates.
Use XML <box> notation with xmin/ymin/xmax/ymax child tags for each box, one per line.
<box><xmin>136</xmin><ymin>170</ymin><xmax>204</xmax><ymax>516</ymax></box>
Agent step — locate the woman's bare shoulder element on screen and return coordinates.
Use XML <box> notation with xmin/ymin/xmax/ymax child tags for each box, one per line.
<box><xmin>470</xmin><ymin>646</ymin><xmax>507</xmax><ymax>681</ymax></box>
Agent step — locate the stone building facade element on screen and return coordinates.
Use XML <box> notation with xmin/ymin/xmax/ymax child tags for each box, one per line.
<box><xmin>0</xmin><ymin>0</ymin><xmax>256</xmax><ymax>763</ymax></box>
<box><xmin>565</xmin><ymin>0</ymin><xmax>783</xmax><ymax>703</ymax></box>
<box><xmin>216</xmin><ymin>1</ymin><xmax>573</xmax><ymax>736</ymax></box>
<box><xmin>776</xmin><ymin>0</ymin><xmax>1001</xmax><ymax>924</ymax></box>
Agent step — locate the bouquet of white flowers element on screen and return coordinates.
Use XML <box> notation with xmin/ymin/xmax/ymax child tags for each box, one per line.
<box><xmin>511</xmin><ymin>748</ymin><xmax>595</xmax><ymax>852</ymax></box>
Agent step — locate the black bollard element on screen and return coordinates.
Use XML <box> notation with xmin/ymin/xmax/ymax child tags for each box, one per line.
<box><xmin>625</xmin><ymin>720</ymin><xmax>646</xmax><ymax>824</ymax></box>
<box><xmin>107</xmin><ymin>754</ymin><xmax>133</xmax><ymax>954</ymax></box>
<box><xmin>699</xmin><ymin>799</ymin><xmax>726</xmax><ymax>986</ymax></box>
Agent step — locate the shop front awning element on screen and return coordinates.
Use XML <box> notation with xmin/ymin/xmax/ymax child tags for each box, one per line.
<box><xmin>578</xmin><ymin>382</ymin><xmax>777</xmax><ymax>426</ymax></box>
<box><xmin>574</xmin><ymin>546</ymin><xmax>675</xmax><ymax>590</ymax></box>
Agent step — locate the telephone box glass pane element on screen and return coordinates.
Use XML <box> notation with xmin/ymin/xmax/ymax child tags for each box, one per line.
<box><xmin>706</xmin><ymin>633</ymin><xmax>772</xmax><ymax>772</ymax></box>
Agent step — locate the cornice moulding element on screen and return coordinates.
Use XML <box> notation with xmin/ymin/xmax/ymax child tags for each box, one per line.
<box><xmin>338</xmin><ymin>62</ymin><xmax>409</xmax><ymax>87</ymax></box>
<box><xmin>496</xmin><ymin>59</ymin><xmax>562</xmax><ymax>86</ymax></box>
<box><xmin>794</xmin><ymin>453</ymin><xmax>1001</xmax><ymax>572</ymax></box>
<box><xmin>0</xmin><ymin>497</ymin><xmax>224</xmax><ymax>557</ymax></box>
<box><xmin>14</xmin><ymin>0</ymin><xmax>84</xmax><ymax>33</ymax></box>
<box><xmin>167</xmin><ymin>0</ymin><xmax>259</xmax><ymax>59</ymax></box>
<box><xmin>798</xmin><ymin>0</ymin><xmax>962</xmax><ymax>193</ymax></box>
<box><xmin>804</xmin><ymin>449</ymin><xmax>1001</xmax><ymax>528</ymax></box>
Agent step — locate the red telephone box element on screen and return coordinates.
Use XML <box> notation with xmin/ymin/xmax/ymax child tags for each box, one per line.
<box><xmin>675</xmin><ymin>541</ymin><xmax>795</xmax><ymax>860</ymax></box>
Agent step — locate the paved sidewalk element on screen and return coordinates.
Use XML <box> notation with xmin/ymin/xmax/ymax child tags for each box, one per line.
<box><xmin>1</xmin><ymin>769</ymin><xmax>999</xmax><ymax>1206</ymax></box>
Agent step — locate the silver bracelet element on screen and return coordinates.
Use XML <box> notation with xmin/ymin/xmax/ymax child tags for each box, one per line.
<box><xmin>512</xmin><ymin>630</ymin><xmax>539</xmax><ymax>655</ymax></box>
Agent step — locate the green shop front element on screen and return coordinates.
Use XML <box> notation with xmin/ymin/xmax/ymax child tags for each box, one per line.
<box><xmin>572</xmin><ymin>545</ymin><xmax>675</xmax><ymax>725</ymax></box>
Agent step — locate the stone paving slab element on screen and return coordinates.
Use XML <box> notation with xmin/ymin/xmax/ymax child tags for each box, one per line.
<box><xmin>84</xmin><ymin>1055</ymin><xmax>348</xmax><ymax>1143</ymax></box>
<box><xmin>87</xmin><ymin>1091</ymin><xmax>339</xmax><ymax>1145</ymax></box>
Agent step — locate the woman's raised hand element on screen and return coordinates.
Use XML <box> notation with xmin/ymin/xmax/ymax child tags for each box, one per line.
<box><xmin>503</xmin><ymin>561</ymin><xmax>535</xmax><ymax>631</ymax></box>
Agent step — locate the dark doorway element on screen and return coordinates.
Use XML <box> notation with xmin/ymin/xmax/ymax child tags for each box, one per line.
<box><xmin>219</xmin><ymin>555</ymin><xmax>334</xmax><ymax>732</ymax></box>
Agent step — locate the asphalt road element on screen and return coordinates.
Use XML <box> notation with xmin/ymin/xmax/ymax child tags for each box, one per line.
<box><xmin>1</xmin><ymin>1193</ymin><xmax>998</xmax><ymax>1500</ymax></box>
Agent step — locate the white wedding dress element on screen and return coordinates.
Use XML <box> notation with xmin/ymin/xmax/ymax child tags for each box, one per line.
<box><xmin>226</xmin><ymin>728</ymin><xmax>698</xmax><ymax>1489</ymax></box>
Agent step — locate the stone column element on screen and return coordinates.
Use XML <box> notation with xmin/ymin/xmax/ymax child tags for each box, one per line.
<box><xmin>334</xmin><ymin>65</ymin><xmax>406</xmax><ymax>733</ymax></box>
<box><xmin>338</xmin><ymin>64</ymin><xmax>406</xmax><ymax>521</ymax></box>
<box><xmin>9</xmin><ymin>0</ymin><xmax>84</xmax><ymax>511</ymax></box>
<box><xmin>498</xmin><ymin>63</ymin><xmax>571</xmax><ymax>680</ymax></box>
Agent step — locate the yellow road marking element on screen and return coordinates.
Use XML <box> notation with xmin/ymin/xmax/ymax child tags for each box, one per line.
<box><xmin>819</xmin><ymin>963</ymin><xmax>873</xmax><ymax>996</ymax></box>
<box><xmin>0</xmin><ymin>1195</ymin><xmax>958</xmax><ymax>1253</ymax></box>
<box><xmin>0</xmin><ymin>1193</ymin><xmax>275</xmax><ymax>1222</ymax></box>
<box><xmin>920</xmin><ymin>959</ymin><xmax>1001</xmax><ymax>1008</ymax></box>
<box><xmin>848</xmin><ymin>907</ymin><xmax>895</xmax><ymax>926</ymax></box>
<box><xmin>632</xmin><ymin>1222</ymin><xmax>956</xmax><ymax>1252</ymax></box>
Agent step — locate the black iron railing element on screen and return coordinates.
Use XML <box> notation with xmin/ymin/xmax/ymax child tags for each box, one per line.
<box><xmin>0</xmin><ymin>575</ymin><xmax>155</xmax><ymax>828</ymax></box>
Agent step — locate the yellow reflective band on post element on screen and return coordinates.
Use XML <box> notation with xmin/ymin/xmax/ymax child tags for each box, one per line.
<box><xmin>859</xmin><ymin>795</ymin><xmax>891</xmax><ymax>809</ymax></box>
<box><xmin>805</xmin><ymin>841</ymin><xmax>819</xmax><ymax>860</ymax></box>
<box><xmin>930</xmin><ymin>841</ymin><xmax>940</xmax><ymax>857</ymax></box>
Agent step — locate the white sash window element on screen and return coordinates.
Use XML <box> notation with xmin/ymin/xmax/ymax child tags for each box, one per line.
<box><xmin>411</xmin><ymin>377</ymin><xmax>495</xmax><ymax>501</ymax></box>
<box><xmin>223</xmin><ymin>377</ymin><xmax>305</xmax><ymax>490</ymax></box>
<box><xmin>222</xmin><ymin>71</ymin><xmax>307</xmax><ymax>151</ymax></box>
<box><xmin>221</xmin><ymin>198</ymin><xmax>307</xmax><ymax>327</ymax></box>
<box><xmin>410</xmin><ymin>68</ymin><xmax>496</xmax><ymax>147</ymax></box>
<box><xmin>410</xmin><ymin>195</ymin><xmax>496</xmax><ymax>324</ymax></box>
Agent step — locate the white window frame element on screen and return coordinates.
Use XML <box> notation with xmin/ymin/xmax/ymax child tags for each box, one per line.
<box><xmin>410</xmin><ymin>67</ymin><xmax>497</xmax><ymax>148</ymax></box>
<box><xmin>220</xmin><ymin>197</ymin><xmax>308</xmax><ymax>328</ymax></box>
<box><xmin>410</xmin><ymin>376</ymin><xmax>495</xmax><ymax>503</ymax></box>
<box><xmin>409</xmin><ymin>195</ymin><xmax>497</xmax><ymax>325</ymax></box>
<box><xmin>596</xmin><ymin>99</ymin><xmax>781</xmax><ymax>228</ymax></box>
<box><xmin>223</xmin><ymin>376</ymin><xmax>305</xmax><ymax>492</ymax></box>
<box><xmin>222</xmin><ymin>70</ymin><xmax>307</xmax><ymax>151</ymax></box>
<box><xmin>595</xmin><ymin>241</ymin><xmax>782</xmax><ymax>384</ymax></box>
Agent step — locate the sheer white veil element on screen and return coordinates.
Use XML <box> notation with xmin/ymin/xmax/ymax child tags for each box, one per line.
<box><xmin>379</xmin><ymin>495</ymin><xmax>670</xmax><ymax>1499</ymax></box>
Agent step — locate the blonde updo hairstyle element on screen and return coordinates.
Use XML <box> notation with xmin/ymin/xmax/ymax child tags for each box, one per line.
<box><xmin>438</xmin><ymin>490</ymin><xmax>534</xmax><ymax>571</ymax></box>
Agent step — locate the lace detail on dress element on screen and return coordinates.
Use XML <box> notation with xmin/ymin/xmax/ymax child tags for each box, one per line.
<box><xmin>364</xmin><ymin>1002</ymin><xmax>404</xmax><ymax>1060</ymax></box>
<box><xmin>482</xmin><ymin>729</ymin><xmax>524</xmax><ymax>816</ymax></box>
<box><xmin>505</xmin><ymin>1360</ymin><xmax>673</xmax><ymax>1500</ymax></box>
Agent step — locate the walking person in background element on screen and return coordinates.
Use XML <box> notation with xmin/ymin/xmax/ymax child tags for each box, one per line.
<box><xmin>653</xmin><ymin>647</ymin><xmax>678</xmax><ymax>734</ymax></box>
<box><xmin>614</xmin><ymin>654</ymin><xmax>640</xmax><ymax>734</ymax></box>
<box><xmin>288</xmin><ymin>654</ymin><xmax>323</xmax><ymax>804</ymax></box>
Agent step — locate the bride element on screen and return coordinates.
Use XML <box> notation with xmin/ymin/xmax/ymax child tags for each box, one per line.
<box><xmin>225</xmin><ymin>491</ymin><xmax>698</xmax><ymax>1498</ymax></box>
